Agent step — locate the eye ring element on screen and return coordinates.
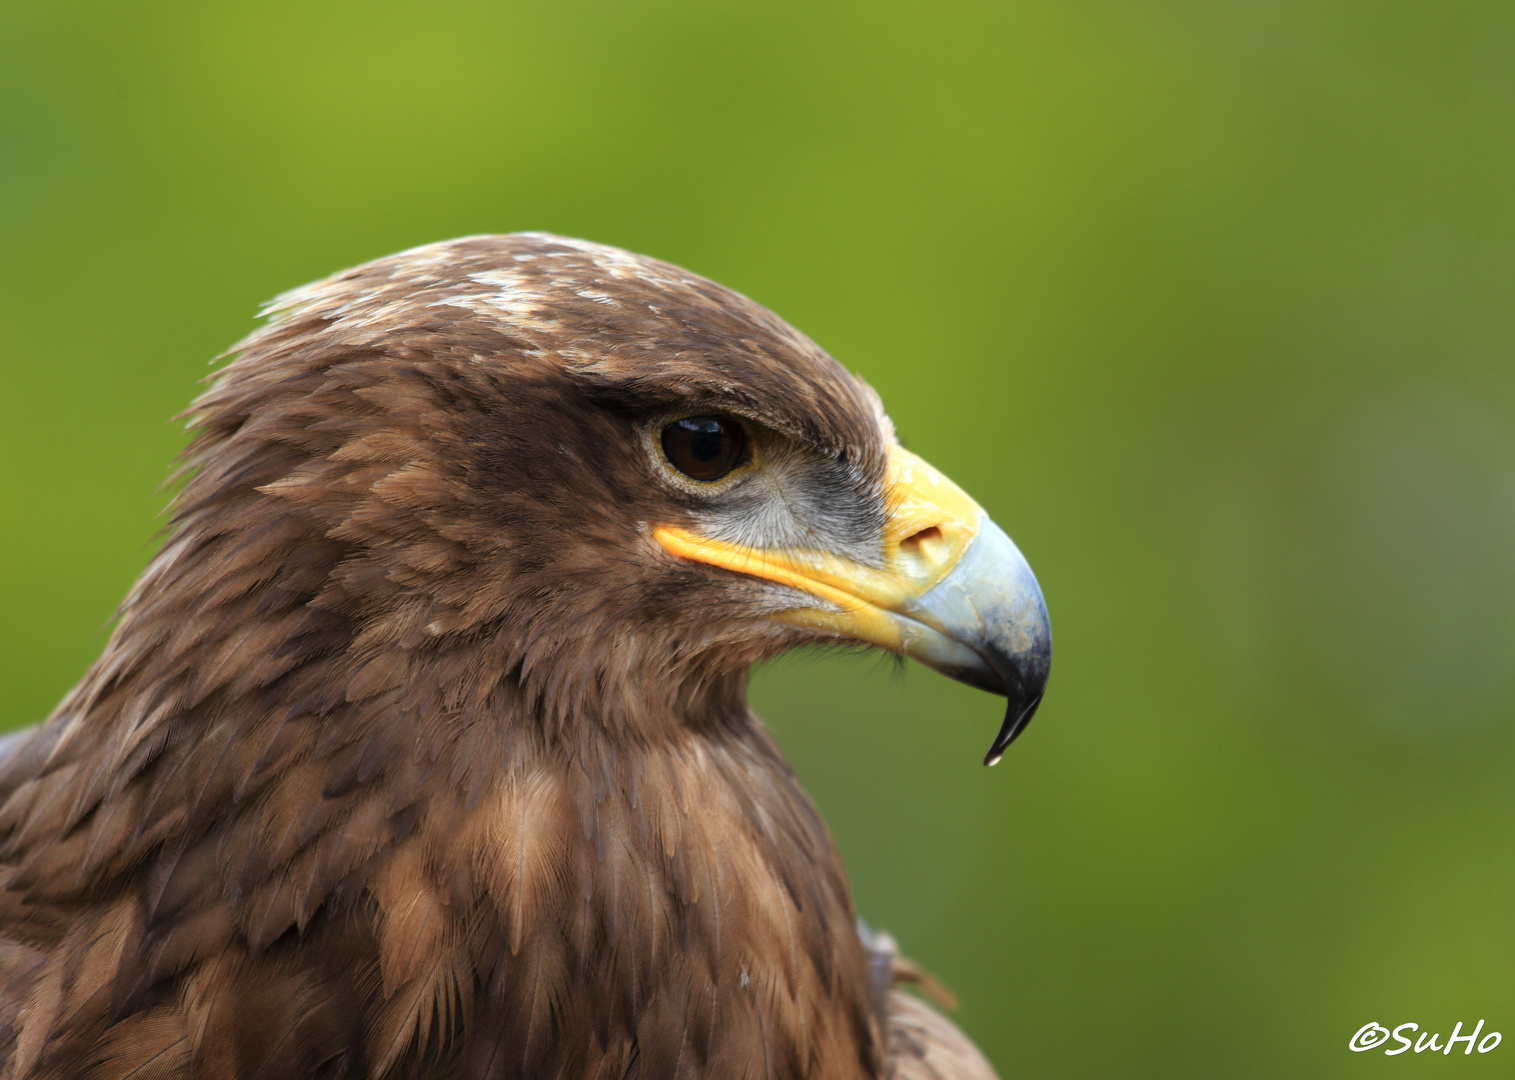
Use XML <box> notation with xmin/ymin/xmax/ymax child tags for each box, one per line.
<box><xmin>661</xmin><ymin>416</ymin><xmax>747</xmax><ymax>483</ymax></box>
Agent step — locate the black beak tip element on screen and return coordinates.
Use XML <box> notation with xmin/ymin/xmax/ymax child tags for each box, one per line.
<box><xmin>983</xmin><ymin>691</ymin><xmax>1044</xmax><ymax>767</ymax></box>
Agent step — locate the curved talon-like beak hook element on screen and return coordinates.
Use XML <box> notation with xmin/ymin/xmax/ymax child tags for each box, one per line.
<box><xmin>654</xmin><ymin>446</ymin><xmax>1051</xmax><ymax>765</ymax></box>
<box><xmin>900</xmin><ymin>512</ymin><xmax>1051</xmax><ymax>764</ymax></box>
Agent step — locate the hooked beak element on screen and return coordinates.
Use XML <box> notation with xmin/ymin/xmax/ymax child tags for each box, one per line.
<box><xmin>653</xmin><ymin>446</ymin><xmax>1051</xmax><ymax>765</ymax></box>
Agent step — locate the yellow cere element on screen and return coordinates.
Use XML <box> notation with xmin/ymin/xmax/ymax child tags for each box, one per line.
<box><xmin>651</xmin><ymin>445</ymin><xmax>985</xmax><ymax>653</ymax></box>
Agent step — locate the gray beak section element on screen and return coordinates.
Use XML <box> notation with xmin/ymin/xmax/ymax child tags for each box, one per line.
<box><xmin>898</xmin><ymin>516</ymin><xmax>1052</xmax><ymax>765</ymax></box>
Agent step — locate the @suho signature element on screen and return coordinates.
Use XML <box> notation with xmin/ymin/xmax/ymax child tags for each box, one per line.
<box><xmin>1350</xmin><ymin>1021</ymin><xmax>1502</xmax><ymax>1056</ymax></box>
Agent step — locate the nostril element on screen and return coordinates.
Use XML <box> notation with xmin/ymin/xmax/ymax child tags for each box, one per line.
<box><xmin>900</xmin><ymin>525</ymin><xmax>942</xmax><ymax>550</ymax></box>
<box><xmin>899</xmin><ymin>525</ymin><xmax>945</xmax><ymax>560</ymax></box>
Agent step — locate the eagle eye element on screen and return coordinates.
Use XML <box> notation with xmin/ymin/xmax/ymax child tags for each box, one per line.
<box><xmin>661</xmin><ymin>416</ymin><xmax>746</xmax><ymax>482</ymax></box>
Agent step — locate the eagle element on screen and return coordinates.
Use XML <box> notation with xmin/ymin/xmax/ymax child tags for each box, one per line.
<box><xmin>0</xmin><ymin>235</ymin><xmax>1050</xmax><ymax>1080</ymax></box>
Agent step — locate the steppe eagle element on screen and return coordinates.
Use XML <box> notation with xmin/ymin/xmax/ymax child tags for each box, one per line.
<box><xmin>0</xmin><ymin>235</ymin><xmax>1050</xmax><ymax>1080</ymax></box>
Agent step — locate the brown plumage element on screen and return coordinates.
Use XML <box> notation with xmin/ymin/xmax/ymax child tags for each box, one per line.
<box><xmin>0</xmin><ymin>235</ymin><xmax>1004</xmax><ymax>1079</ymax></box>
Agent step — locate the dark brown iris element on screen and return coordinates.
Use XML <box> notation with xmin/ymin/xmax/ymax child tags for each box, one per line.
<box><xmin>661</xmin><ymin>416</ymin><xmax>746</xmax><ymax>482</ymax></box>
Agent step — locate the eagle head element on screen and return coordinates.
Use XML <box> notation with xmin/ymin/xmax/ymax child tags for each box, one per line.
<box><xmin>183</xmin><ymin>233</ymin><xmax>1049</xmax><ymax>767</ymax></box>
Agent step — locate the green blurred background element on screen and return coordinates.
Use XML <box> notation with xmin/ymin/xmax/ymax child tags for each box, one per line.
<box><xmin>4</xmin><ymin>0</ymin><xmax>1514</xmax><ymax>1075</ymax></box>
